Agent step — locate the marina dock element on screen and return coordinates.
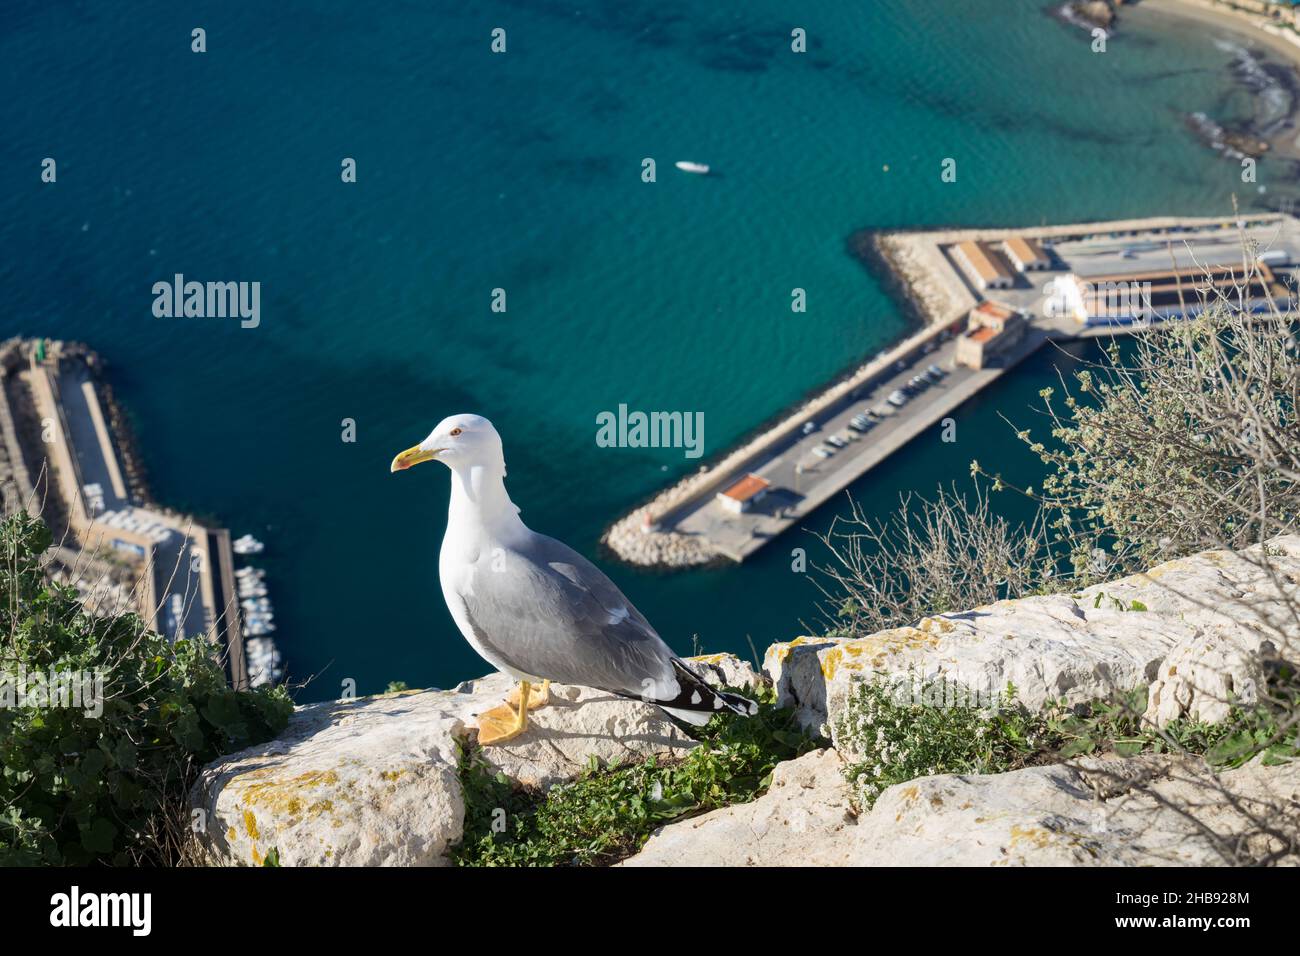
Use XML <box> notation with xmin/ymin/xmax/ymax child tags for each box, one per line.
<box><xmin>0</xmin><ymin>338</ymin><xmax>253</xmax><ymax>688</ymax></box>
<box><xmin>604</xmin><ymin>213</ymin><xmax>1300</xmax><ymax>568</ymax></box>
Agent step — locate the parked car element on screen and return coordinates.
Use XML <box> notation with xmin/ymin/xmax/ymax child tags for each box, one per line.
<box><xmin>927</xmin><ymin>363</ymin><xmax>945</xmax><ymax>379</ymax></box>
<box><xmin>826</xmin><ymin>435</ymin><xmax>847</xmax><ymax>449</ymax></box>
<box><xmin>814</xmin><ymin>445</ymin><xmax>835</xmax><ymax>458</ymax></box>
<box><xmin>888</xmin><ymin>390</ymin><xmax>907</xmax><ymax>407</ymax></box>
<box><xmin>802</xmin><ymin>421</ymin><xmax>818</xmax><ymax>436</ymax></box>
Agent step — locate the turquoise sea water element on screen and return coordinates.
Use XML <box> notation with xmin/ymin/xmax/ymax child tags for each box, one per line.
<box><xmin>2</xmin><ymin>0</ymin><xmax>1294</xmax><ymax>700</ymax></box>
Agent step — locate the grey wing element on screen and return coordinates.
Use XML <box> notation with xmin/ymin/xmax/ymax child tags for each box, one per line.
<box><xmin>458</xmin><ymin>532</ymin><xmax>682</xmax><ymax>699</ymax></box>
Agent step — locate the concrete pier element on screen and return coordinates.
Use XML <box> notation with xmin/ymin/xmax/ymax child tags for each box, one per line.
<box><xmin>0</xmin><ymin>338</ymin><xmax>248</xmax><ymax>688</ymax></box>
<box><xmin>604</xmin><ymin>213</ymin><xmax>1299</xmax><ymax>568</ymax></box>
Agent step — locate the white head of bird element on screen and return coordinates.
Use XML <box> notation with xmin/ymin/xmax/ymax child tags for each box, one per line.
<box><xmin>391</xmin><ymin>413</ymin><xmax>524</xmax><ymax>537</ymax></box>
<box><xmin>390</xmin><ymin>413</ymin><xmax>505</xmax><ymax>475</ymax></box>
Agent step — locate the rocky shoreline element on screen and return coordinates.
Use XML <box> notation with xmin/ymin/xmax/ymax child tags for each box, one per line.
<box><xmin>1057</xmin><ymin>0</ymin><xmax>1122</xmax><ymax>32</ymax></box>
<box><xmin>1061</xmin><ymin>0</ymin><xmax>1300</xmax><ymax>173</ymax></box>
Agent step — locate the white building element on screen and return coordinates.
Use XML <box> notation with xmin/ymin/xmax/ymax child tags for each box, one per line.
<box><xmin>1002</xmin><ymin>236</ymin><xmax>1050</xmax><ymax>272</ymax></box>
<box><xmin>952</xmin><ymin>241</ymin><xmax>1013</xmax><ymax>290</ymax></box>
<box><xmin>716</xmin><ymin>473</ymin><xmax>770</xmax><ymax>515</ymax></box>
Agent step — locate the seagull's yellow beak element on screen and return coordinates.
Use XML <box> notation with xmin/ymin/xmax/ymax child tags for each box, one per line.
<box><xmin>390</xmin><ymin>444</ymin><xmax>439</xmax><ymax>473</ymax></box>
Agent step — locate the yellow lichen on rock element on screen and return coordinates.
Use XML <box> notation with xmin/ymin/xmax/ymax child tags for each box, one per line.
<box><xmin>686</xmin><ymin>653</ymin><xmax>728</xmax><ymax>664</ymax></box>
<box><xmin>1008</xmin><ymin>824</ymin><xmax>1052</xmax><ymax>851</ymax></box>
<box><xmin>768</xmin><ymin>635</ymin><xmax>838</xmax><ymax>665</ymax></box>
<box><xmin>820</xmin><ymin>628</ymin><xmax>941</xmax><ymax>679</ymax></box>
<box><xmin>237</xmin><ymin>768</ymin><xmax>341</xmax><ymax>818</ymax></box>
<box><xmin>917</xmin><ymin>616</ymin><xmax>957</xmax><ymax>635</ymax></box>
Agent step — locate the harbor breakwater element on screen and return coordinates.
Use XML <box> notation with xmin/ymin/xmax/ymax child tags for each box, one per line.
<box><xmin>603</xmin><ymin>213</ymin><xmax>1286</xmax><ymax>571</ymax></box>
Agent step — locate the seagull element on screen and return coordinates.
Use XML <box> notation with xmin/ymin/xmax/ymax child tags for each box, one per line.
<box><xmin>391</xmin><ymin>413</ymin><xmax>757</xmax><ymax>745</ymax></box>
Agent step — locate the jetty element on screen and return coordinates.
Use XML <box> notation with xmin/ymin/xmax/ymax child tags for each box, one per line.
<box><xmin>0</xmin><ymin>338</ymin><xmax>251</xmax><ymax>688</ymax></box>
<box><xmin>603</xmin><ymin>213</ymin><xmax>1300</xmax><ymax>568</ymax></box>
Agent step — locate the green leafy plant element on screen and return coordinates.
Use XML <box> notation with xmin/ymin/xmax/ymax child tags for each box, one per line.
<box><xmin>835</xmin><ymin>679</ymin><xmax>1048</xmax><ymax>806</ymax></box>
<box><xmin>0</xmin><ymin>512</ymin><xmax>293</xmax><ymax>865</ymax></box>
<box><xmin>836</xmin><ymin>674</ymin><xmax>1297</xmax><ymax>809</ymax></box>
<box><xmin>452</xmin><ymin>685</ymin><xmax>815</xmax><ymax>866</ymax></box>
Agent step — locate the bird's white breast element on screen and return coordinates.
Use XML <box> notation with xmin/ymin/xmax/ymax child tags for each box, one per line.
<box><xmin>439</xmin><ymin>527</ymin><xmax>537</xmax><ymax>682</ymax></box>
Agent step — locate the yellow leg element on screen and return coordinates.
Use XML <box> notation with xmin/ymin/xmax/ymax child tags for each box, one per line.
<box><xmin>513</xmin><ymin>681</ymin><xmax>531</xmax><ymax>732</ymax></box>
<box><xmin>507</xmin><ymin>678</ymin><xmax>551</xmax><ymax>711</ymax></box>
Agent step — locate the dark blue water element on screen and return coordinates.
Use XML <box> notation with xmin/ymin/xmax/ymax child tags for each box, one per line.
<box><xmin>1</xmin><ymin>0</ymin><xmax>1290</xmax><ymax>700</ymax></box>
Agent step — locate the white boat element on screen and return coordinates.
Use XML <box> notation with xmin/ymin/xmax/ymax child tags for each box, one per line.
<box><xmin>233</xmin><ymin>534</ymin><xmax>265</xmax><ymax>555</ymax></box>
<box><xmin>674</xmin><ymin>160</ymin><xmax>710</xmax><ymax>175</ymax></box>
<box><xmin>245</xmin><ymin>636</ymin><xmax>284</xmax><ymax>686</ymax></box>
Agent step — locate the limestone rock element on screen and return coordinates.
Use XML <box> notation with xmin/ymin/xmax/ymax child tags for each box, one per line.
<box><xmin>623</xmin><ymin>751</ymin><xmax>1300</xmax><ymax>866</ymax></box>
<box><xmin>1072</xmin><ymin>0</ymin><xmax>1115</xmax><ymax>30</ymax></box>
<box><xmin>1144</xmin><ymin>630</ymin><xmax>1271</xmax><ymax>728</ymax></box>
<box><xmin>850</xmin><ymin>754</ymin><xmax>1300</xmax><ymax>866</ymax></box>
<box><xmin>190</xmin><ymin>689</ymin><xmax>471</xmax><ymax>867</ymax></box>
<box><xmin>683</xmin><ymin>652</ymin><xmax>765</xmax><ymax>691</ymax></box>
<box><xmin>623</xmin><ymin>749</ymin><xmax>856</xmax><ymax>866</ymax></box>
<box><xmin>764</xmin><ymin>538</ymin><xmax>1300</xmax><ymax>738</ymax></box>
<box><xmin>190</xmin><ymin>673</ymin><xmax>698</xmax><ymax>866</ymax></box>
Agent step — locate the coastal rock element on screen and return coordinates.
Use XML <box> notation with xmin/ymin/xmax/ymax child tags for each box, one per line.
<box><xmin>602</xmin><ymin>520</ymin><xmax>720</xmax><ymax>569</ymax></box>
<box><xmin>683</xmin><ymin>652</ymin><xmax>764</xmax><ymax>691</ymax></box>
<box><xmin>762</xmin><ymin>636</ymin><xmax>843</xmax><ymax>732</ymax></box>
<box><xmin>623</xmin><ymin>749</ymin><xmax>857</xmax><ymax>866</ymax></box>
<box><xmin>190</xmin><ymin>670</ymin><xmax>705</xmax><ymax>866</ymax></box>
<box><xmin>851</xmin><ymin>753</ymin><xmax>1300</xmax><ymax>866</ymax></box>
<box><xmin>1071</xmin><ymin>0</ymin><xmax>1115</xmax><ymax>30</ymax></box>
<box><xmin>189</xmin><ymin>689</ymin><xmax>470</xmax><ymax>867</ymax></box>
<box><xmin>764</xmin><ymin>538</ymin><xmax>1300</xmax><ymax>737</ymax></box>
<box><xmin>624</xmin><ymin>752</ymin><xmax>1300</xmax><ymax>866</ymax></box>
<box><xmin>1144</xmin><ymin>630</ymin><xmax>1271</xmax><ymax>728</ymax></box>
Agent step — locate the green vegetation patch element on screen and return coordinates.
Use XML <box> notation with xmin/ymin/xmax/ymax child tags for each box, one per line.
<box><xmin>0</xmin><ymin>513</ymin><xmax>293</xmax><ymax>865</ymax></box>
<box><xmin>836</xmin><ymin>676</ymin><xmax>1298</xmax><ymax>808</ymax></box>
<box><xmin>452</xmin><ymin>685</ymin><xmax>816</xmax><ymax>866</ymax></box>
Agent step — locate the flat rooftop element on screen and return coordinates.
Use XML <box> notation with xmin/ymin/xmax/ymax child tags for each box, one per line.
<box><xmin>719</xmin><ymin>473</ymin><xmax>770</xmax><ymax>502</ymax></box>
<box><xmin>1004</xmin><ymin>236</ymin><xmax>1047</xmax><ymax>262</ymax></box>
<box><xmin>974</xmin><ymin>301</ymin><xmax>1017</xmax><ymax>321</ymax></box>
<box><xmin>1057</xmin><ymin>224</ymin><xmax>1300</xmax><ymax>282</ymax></box>
<box><xmin>955</xmin><ymin>241</ymin><xmax>1010</xmax><ymax>282</ymax></box>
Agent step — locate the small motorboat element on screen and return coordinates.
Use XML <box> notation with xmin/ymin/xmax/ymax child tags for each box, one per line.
<box><xmin>233</xmin><ymin>533</ymin><xmax>265</xmax><ymax>555</ymax></box>
<box><xmin>674</xmin><ymin>160</ymin><xmax>710</xmax><ymax>175</ymax></box>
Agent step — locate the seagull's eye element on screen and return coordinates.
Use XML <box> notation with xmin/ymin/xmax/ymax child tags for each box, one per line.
<box><xmin>449</xmin><ymin>427</ymin><xmax>463</xmax><ymax>437</ymax></box>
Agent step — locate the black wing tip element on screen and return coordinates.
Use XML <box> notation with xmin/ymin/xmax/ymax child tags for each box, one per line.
<box><xmin>666</xmin><ymin>659</ymin><xmax>759</xmax><ymax>717</ymax></box>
